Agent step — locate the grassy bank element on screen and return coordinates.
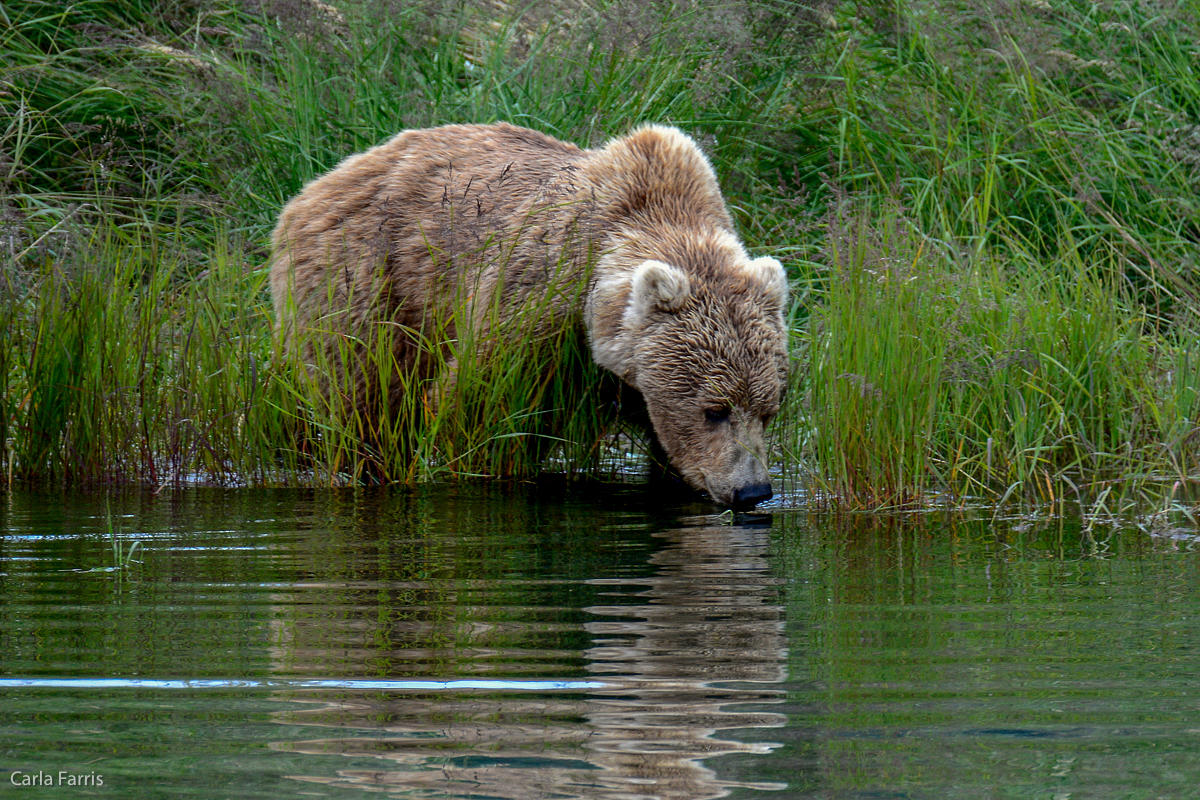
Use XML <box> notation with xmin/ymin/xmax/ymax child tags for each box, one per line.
<box><xmin>790</xmin><ymin>0</ymin><xmax>1200</xmax><ymax>521</ymax></box>
<box><xmin>3</xmin><ymin>0</ymin><xmax>1199</xmax><ymax>521</ymax></box>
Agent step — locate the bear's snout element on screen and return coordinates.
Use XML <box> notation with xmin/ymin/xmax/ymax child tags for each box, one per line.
<box><xmin>732</xmin><ymin>481</ymin><xmax>773</xmax><ymax>509</ymax></box>
<box><xmin>699</xmin><ymin>440</ymin><xmax>774</xmax><ymax>509</ymax></box>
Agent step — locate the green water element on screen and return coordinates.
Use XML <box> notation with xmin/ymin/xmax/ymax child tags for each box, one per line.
<box><xmin>1</xmin><ymin>486</ymin><xmax>1198</xmax><ymax>799</ymax></box>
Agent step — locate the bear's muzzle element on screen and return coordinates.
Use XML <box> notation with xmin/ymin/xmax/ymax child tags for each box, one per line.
<box><xmin>731</xmin><ymin>481</ymin><xmax>773</xmax><ymax>509</ymax></box>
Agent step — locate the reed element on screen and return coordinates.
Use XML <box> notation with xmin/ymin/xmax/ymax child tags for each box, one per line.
<box><xmin>1</xmin><ymin>213</ymin><xmax>288</xmax><ymax>485</ymax></box>
<box><xmin>5</xmin><ymin>0</ymin><xmax>1200</xmax><ymax>519</ymax></box>
<box><xmin>799</xmin><ymin>198</ymin><xmax>1200</xmax><ymax>513</ymax></box>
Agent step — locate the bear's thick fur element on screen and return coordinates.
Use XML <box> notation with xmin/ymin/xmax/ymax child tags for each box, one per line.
<box><xmin>270</xmin><ymin>122</ymin><xmax>789</xmax><ymax>508</ymax></box>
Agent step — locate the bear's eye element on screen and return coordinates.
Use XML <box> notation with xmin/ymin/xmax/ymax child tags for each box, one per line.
<box><xmin>705</xmin><ymin>406</ymin><xmax>731</xmax><ymax>425</ymax></box>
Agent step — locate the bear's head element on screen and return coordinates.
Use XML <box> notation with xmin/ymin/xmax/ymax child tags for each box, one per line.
<box><xmin>588</xmin><ymin>237</ymin><xmax>790</xmax><ymax>508</ymax></box>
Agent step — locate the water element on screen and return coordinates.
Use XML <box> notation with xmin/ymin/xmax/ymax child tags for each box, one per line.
<box><xmin>1</xmin><ymin>486</ymin><xmax>1198</xmax><ymax>799</ymax></box>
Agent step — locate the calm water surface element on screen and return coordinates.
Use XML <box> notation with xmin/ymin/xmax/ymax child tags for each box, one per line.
<box><xmin>1</xmin><ymin>485</ymin><xmax>1198</xmax><ymax>799</ymax></box>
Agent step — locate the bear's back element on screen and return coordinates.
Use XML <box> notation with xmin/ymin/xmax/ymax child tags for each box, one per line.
<box><xmin>274</xmin><ymin>123</ymin><xmax>585</xmax><ymax>245</ymax></box>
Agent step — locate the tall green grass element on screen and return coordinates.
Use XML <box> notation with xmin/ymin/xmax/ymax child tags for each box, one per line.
<box><xmin>2</xmin><ymin>214</ymin><xmax>289</xmax><ymax>485</ymax></box>
<box><xmin>781</xmin><ymin>1</ymin><xmax>1200</xmax><ymax>515</ymax></box>
<box><xmin>222</xmin><ymin>0</ymin><xmax>806</xmax><ymax>229</ymax></box>
<box><xmin>799</xmin><ymin>200</ymin><xmax>1200</xmax><ymax>513</ymax></box>
<box><xmin>278</xmin><ymin>247</ymin><xmax>621</xmax><ymax>485</ymax></box>
<box><xmin>4</xmin><ymin>0</ymin><xmax>1200</xmax><ymax>519</ymax></box>
<box><xmin>811</xmin><ymin>1</ymin><xmax>1200</xmax><ymax>308</ymax></box>
<box><xmin>0</xmin><ymin>209</ymin><xmax>622</xmax><ymax>487</ymax></box>
<box><xmin>6</xmin><ymin>0</ymin><xmax>798</xmax><ymax>488</ymax></box>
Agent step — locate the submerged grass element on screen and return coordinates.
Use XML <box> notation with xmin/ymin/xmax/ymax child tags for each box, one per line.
<box><xmin>3</xmin><ymin>0</ymin><xmax>1200</xmax><ymax>522</ymax></box>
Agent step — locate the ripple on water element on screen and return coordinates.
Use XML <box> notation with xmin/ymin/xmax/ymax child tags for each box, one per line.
<box><xmin>1</xmin><ymin>487</ymin><xmax>1199</xmax><ymax>798</ymax></box>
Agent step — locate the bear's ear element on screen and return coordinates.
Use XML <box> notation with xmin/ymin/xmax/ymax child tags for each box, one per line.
<box><xmin>744</xmin><ymin>256</ymin><xmax>788</xmax><ymax>310</ymax></box>
<box><xmin>630</xmin><ymin>259</ymin><xmax>691</xmax><ymax>316</ymax></box>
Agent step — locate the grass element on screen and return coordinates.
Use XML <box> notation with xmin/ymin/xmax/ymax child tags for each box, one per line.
<box><xmin>4</xmin><ymin>216</ymin><xmax>290</xmax><ymax>485</ymax></box>
<box><xmin>796</xmin><ymin>197</ymin><xmax>1198</xmax><ymax>518</ymax></box>
<box><xmin>781</xmin><ymin>0</ymin><xmax>1200</xmax><ymax>520</ymax></box>
<box><xmin>2</xmin><ymin>0</ymin><xmax>1200</xmax><ymax>522</ymax></box>
<box><xmin>105</xmin><ymin>500</ymin><xmax>142</xmax><ymax>575</ymax></box>
<box><xmin>280</xmin><ymin>248</ymin><xmax>621</xmax><ymax>484</ymax></box>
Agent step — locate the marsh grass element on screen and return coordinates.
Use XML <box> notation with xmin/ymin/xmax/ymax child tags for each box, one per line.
<box><xmin>2</xmin><ymin>213</ymin><xmax>292</xmax><ymax>486</ymax></box>
<box><xmin>0</xmin><ymin>210</ymin><xmax>621</xmax><ymax>487</ymax></box>
<box><xmin>800</xmin><ymin>197</ymin><xmax>1200</xmax><ymax>515</ymax></box>
<box><xmin>804</xmin><ymin>205</ymin><xmax>949</xmax><ymax>507</ymax></box>
<box><xmin>279</xmin><ymin>251</ymin><xmax>621</xmax><ymax>485</ymax></box>
<box><xmin>5</xmin><ymin>0</ymin><xmax>1200</xmax><ymax>520</ymax></box>
<box><xmin>817</xmin><ymin>2</ymin><xmax>1200</xmax><ymax>306</ymax></box>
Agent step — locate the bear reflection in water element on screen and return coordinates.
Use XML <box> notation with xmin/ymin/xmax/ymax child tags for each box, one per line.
<box><xmin>268</xmin><ymin>524</ymin><xmax>789</xmax><ymax>799</ymax></box>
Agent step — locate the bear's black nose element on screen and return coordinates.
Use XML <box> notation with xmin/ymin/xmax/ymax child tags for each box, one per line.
<box><xmin>731</xmin><ymin>482</ymin><xmax>773</xmax><ymax>509</ymax></box>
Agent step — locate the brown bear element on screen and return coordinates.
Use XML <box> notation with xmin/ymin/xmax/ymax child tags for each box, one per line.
<box><xmin>270</xmin><ymin>122</ymin><xmax>789</xmax><ymax>508</ymax></box>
